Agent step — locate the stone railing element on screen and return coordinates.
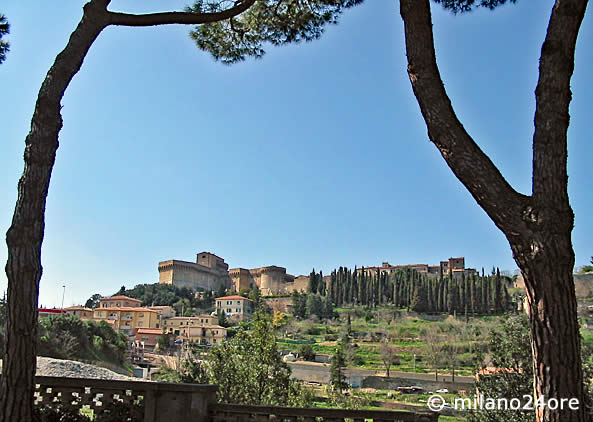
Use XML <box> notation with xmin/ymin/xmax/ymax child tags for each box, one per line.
<box><xmin>22</xmin><ymin>376</ymin><xmax>439</xmax><ymax>422</ymax></box>
<box><xmin>33</xmin><ymin>376</ymin><xmax>216</xmax><ymax>422</ymax></box>
<box><xmin>210</xmin><ymin>403</ymin><xmax>439</xmax><ymax>422</ymax></box>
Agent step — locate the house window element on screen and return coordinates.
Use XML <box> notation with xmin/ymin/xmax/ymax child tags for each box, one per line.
<box><xmin>139</xmin><ymin>313</ymin><xmax>144</xmax><ymax>317</ymax></box>
<box><xmin>141</xmin><ymin>336</ymin><xmax>149</xmax><ymax>341</ymax></box>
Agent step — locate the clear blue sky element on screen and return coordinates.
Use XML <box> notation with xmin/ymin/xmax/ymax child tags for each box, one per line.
<box><xmin>1</xmin><ymin>1</ymin><xmax>591</xmax><ymax>308</ymax></box>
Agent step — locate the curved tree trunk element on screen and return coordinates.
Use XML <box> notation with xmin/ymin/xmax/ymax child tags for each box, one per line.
<box><xmin>0</xmin><ymin>2</ymin><xmax>110</xmax><ymax>420</ymax></box>
<box><xmin>399</xmin><ymin>0</ymin><xmax>589</xmax><ymax>420</ymax></box>
<box><xmin>1</xmin><ymin>1</ymin><xmax>260</xmax><ymax>419</ymax></box>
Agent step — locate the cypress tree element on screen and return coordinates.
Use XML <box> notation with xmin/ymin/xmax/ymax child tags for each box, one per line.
<box><xmin>359</xmin><ymin>268</ymin><xmax>366</xmax><ymax>306</ymax></box>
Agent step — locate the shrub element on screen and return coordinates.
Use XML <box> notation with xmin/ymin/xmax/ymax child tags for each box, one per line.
<box><xmin>298</xmin><ymin>344</ymin><xmax>315</xmax><ymax>361</ymax></box>
<box><xmin>305</xmin><ymin>326</ymin><xmax>322</xmax><ymax>336</ymax></box>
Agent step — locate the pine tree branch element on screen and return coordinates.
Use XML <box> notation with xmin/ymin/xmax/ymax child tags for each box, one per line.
<box><xmin>532</xmin><ymin>0</ymin><xmax>588</xmax><ymax>204</ymax></box>
<box><xmin>108</xmin><ymin>0</ymin><xmax>256</xmax><ymax>27</ymax></box>
<box><xmin>399</xmin><ymin>0</ymin><xmax>529</xmax><ymax>236</ymax></box>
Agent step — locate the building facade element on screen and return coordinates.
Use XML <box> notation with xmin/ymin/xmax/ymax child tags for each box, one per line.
<box><xmin>357</xmin><ymin>257</ymin><xmax>476</xmax><ymax>280</ymax></box>
<box><xmin>163</xmin><ymin>316</ymin><xmax>225</xmax><ymax>345</ymax></box>
<box><xmin>158</xmin><ymin>251</ymin><xmax>231</xmax><ymax>291</ymax></box>
<box><xmin>215</xmin><ymin>295</ymin><xmax>253</xmax><ymax>321</ymax></box>
<box><xmin>135</xmin><ymin>328</ymin><xmax>163</xmax><ymax>350</ymax></box>
<box><xmin>163</xmin><ymin>315</ymin><xmax>219</xmax><ymax>332</ymax></box>
<box><xmin>92</xmin><ymin>307</ymin><xmax>160</xmax><ymax>336</ymax></box>
<box><xmin>148</xmin><ymin>305</ymin><xmax>176</xmax><ymax>319</ymax></box>
<box><xmin>64</xmin><ymin>306</ymin><xmax>93</xmax><ymax>320</ymax></box>
<box><xmin>98</xmin><ymin>295</ymin><xmax>142</xmax><ymax>308</ymax></box>
<box><xmin>184</xmin><ymin>325</ymin><xmax>226</xmax><ymax>345</ymax></box>
<box><xmin>38</xmin><ymin>308</ymin><xmax>67</xmax><ymax>318</ymax></box>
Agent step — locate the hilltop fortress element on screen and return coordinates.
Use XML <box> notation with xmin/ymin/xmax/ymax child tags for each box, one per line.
<box><xmin>357</xmin><ymin>257</ymin><xmax>477</xmax><ymax>280</ymax></box>
<box><xmin>159</xmin><ymin>251</ymin><xmax>479</xmax><ymax>295</ymax></box>
<box><xmin>158</xmin><ymin>252</ymin><xmax>309</xmax><ymax>295</ymax></box>
<box><xmin>158</xmin><ymin>252</ymin><xmax>232</xmax><ymax>291</ymax></box>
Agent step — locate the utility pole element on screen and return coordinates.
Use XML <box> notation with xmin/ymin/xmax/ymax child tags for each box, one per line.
<box><xmin>61</xmin><ymin>285</ymin><xmax>66</xmax><ymax>309</ymax></box>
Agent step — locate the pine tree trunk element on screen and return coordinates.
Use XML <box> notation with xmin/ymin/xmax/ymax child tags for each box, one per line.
<box><xmin>0</xmin><ymin>3</ymin><xmax>109</xmax><ymax>421</ymax></box>
<box><xmin>399</xmin><ymin>0</ymin><xmax>589</xmax><ymax>420</ymax></box>
<box><xmin>512</xmin><ymin>234</ymin><xmax>587</xmax><ymax>422</ymax></box>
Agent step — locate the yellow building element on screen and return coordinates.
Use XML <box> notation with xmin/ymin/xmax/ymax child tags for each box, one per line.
<box><xmin>185</xmin><ymin>325</ymin><xmax>226</xmax><ymax>345</ymax></box>
<box><xmin>93</xmin><ymin>307</ymin><xmax>160</xmax><ymax>336</ymax></box>
<box><xmin>64</xmin><ymin>306</ymin><xmax>93</xmax><ymax>320</ymax></box>
<box><xmin>98</xmin><ymin>295</ymin><xmax>142</xmax><ymax>309</ymax></box>
<box><xmin>163</xmin><ymin>315</ymin><xmax>218</xmax><ymax>331</ymax></box>
<box><xmin>148</xmin><ymin>305</ymin><xmax>176</xmax><ymax>319</ymax></box>
<box><xmin>215</xmin><ymin>295</ymin><xmax>253</xmax><ymax>321</ymax></box>
<box><xmin>163</xmin><ymin>315</ymin><xmax>225</xmax><ymax>345</ymax></box>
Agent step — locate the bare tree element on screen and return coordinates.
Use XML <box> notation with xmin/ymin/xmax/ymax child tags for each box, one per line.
<box><xmin>399</xmin><ymin>1</ymin><xmax>589</xmax><ymax>420</ymax></box>
<box><xmin>422</xmin><ymin>326</ymin><xmax>444</xmax><ymax>382</ymax></box>
<box><xmin>379</xmin><ymin>338</ymin><xmax>399</xmax><ymax>378</ymax></box>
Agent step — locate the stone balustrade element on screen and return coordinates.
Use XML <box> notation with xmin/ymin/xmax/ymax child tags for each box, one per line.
<box><xmin>32</xmin><ymin>376</ymin><xmax>216</xmax><ymax>422</ymax></box>
<box><xmin>3</xmin><ymin>376</ymin><xmax>439</xmax><ymax>422</ymax></box>
<box><xmin>210</xmin><ymin>403</ymin><xmax>439</xmax><ymax>422</ymax></box>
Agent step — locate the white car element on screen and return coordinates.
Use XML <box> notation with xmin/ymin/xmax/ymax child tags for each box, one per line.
<box><xmin>436</xmin><ymin>388</ymin><xmax>449</xmax><ymax>394</ymax></box>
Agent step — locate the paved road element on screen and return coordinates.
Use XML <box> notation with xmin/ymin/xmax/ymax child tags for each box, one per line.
<box><xmin>287</xmin><ymin>361</ymin><xmax>474</xmax><ymax>385</ymax></box>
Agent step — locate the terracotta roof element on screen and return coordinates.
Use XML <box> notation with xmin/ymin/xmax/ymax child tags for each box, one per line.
<box><xmin>94</xmin><ymin>307</ymin><xmax>158</xmax><ymax>313</ymax></box>
<box><xmin>215</xmin><ymin>295</ymin><xmax>253</xmax><ymax>301</ymax></box>
<box><xmin>136</xmin><ymin>328</ymin><xmax>163</xmax><ymax>335</ymax></box>
<box><xmin>101</xmin><ymin>295</ymin><xmax>142</xmax><ymax>302</ymax></box>
<box><xmin>38</xmin><ymin>308</ymin><xmax>67</xmax><ymax>314</ymax></box>
<box><xmin>65</xmin><ymin>306</ymin><xmax>92</xmax><ymax>311</ymax></box>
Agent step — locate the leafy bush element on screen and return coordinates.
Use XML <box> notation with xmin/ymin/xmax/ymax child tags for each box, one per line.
<box><xmin>33</xmin><ymin>405</ymin><xmax>90</xmax><ymax>422</ymax></box>
<box><xmin>157</xmin><ymin>311</ymin><xmax>313</xmax><ymax>408</ymax></box>
<box><xmin>298</xmin><ymin>344</ymin><xmax>315</xmax><ymax>361</ymax></box>
<box><xmin>38</xmin><ymin>315</ymin><xmax>128</xmax><ymax>366</ymax></box>
<box><xmin>32</xmin><ymin>401</ymin><xmax>143</xmax><ymax>422</ymax></box>
<box><xmin>305</xmin><ymin>326</ymin><xmax>322</xmax><ymax>335</ymax></box>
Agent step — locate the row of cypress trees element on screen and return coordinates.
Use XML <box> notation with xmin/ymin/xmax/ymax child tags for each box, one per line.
<box><xmin>308</xmin><ymin>266</ymin><xmax>512</xmax><ymax>315</ymax></box>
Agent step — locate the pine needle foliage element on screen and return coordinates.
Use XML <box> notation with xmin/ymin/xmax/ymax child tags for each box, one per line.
<box><xmin>433</xmin><ymin>0</ymin><xmax>518</xmax><ymax>14</ymax></box>
<box><xmin>0</xmin><ymin>14</ymin><xmax>9</xmax><ymax>64</ymax></box>
<box><xmin>188</xmin><ymin>0</ymin><xmax>363</xmax><ymax>64</ymax></box>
